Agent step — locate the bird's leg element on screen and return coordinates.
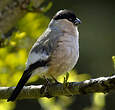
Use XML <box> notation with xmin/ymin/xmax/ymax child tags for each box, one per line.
<box><xmin>63</xmin><ymin>72</ymin><xmax>69</xmax><ymax>84</ymax></box>
<box><xmin>43</xmin><ymin>75</ymin><xmax>51</xmax><ymax>85</ymax></box>
<box><xmin>50</xmin><ymin>75</ymin><xmax>60</xmax><ymax>84</ymax></box>
<box><xmin>63</xmin><ymin>72</ymin><xmax>69</xmax><ymax>88</ymax></box>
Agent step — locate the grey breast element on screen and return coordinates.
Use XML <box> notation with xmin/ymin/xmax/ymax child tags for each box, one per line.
<box><xmin>47</xmin><ymin>30</ymin><xmax>79</xmax><ymax>77</ymax></box>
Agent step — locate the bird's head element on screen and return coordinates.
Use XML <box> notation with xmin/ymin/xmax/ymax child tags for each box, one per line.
<box><xmin>48</xmin><ymin>9</ymin><xmax>81</xmax><ymax>32</ymax></box>
<box><xmin>53</xmin><ymin>9</ymin><xmax>81</xmax><ymax>26</ymax></box>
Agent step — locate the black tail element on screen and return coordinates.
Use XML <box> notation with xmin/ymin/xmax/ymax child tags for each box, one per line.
<box><xmin>7</xmin><ymin>70</ymin><xmax>31</xmax><ymax>102</ymax></box>
<box><xmin>7</xmin><ymin>59</ymin><xmax>49</xmax><ymax>102</ymax></box>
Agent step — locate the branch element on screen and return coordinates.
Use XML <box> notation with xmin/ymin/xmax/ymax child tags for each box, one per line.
<box><xmin>0</xmin><ymin>0</ymin><xmax>45</xmax><ymax>47</ymax></box>
<box><xmin>1</xmin><ymin>75</ymin><xmax>115</xmax><ymax>100</ymax></box>
<box><xmin>0</xmin><ymin>0</ymin><xmax>44</xmax><ymax>34</ymax></box>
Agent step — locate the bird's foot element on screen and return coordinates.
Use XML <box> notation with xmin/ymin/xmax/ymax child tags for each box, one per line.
<box><xmin>63</xmin><ymin>72</ymin><xmax>73</xmax><ymax>96</ymax></box>
<box><xmin>40</xmin><ymin>76</ymin><xmax>52</xmax><ymax>98</ymax></box>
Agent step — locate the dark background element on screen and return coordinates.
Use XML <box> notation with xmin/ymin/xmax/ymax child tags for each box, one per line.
<box><xmin>15</xmin><ymin>0</ymin><xmax>115</xmax><ymax>110</ymax></box>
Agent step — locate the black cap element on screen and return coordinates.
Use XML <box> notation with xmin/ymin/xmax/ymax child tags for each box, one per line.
<box><xmin>53</xmin><ymin>9</ymin><xmax>81</xmax><ymax>25</ymax></box>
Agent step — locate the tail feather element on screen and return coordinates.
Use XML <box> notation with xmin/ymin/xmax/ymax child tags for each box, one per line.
<box><xmin>7</xmin><ymin>59</ymin><xmax>49</xmax><ymax>102</ymax></box>
<box><xmin>7</xmin><ymin>71</ymin><xmax>31</xmax><ymax>102</ymax></box>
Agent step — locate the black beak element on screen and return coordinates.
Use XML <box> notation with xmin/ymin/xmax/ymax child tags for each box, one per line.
<box><xmin>74</xmin><ymin>18</ymin><xmax>81</xmax><ymax>25</ymax></box>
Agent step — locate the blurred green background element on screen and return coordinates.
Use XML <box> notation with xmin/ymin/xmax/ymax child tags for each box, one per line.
<box><xmin>0</xmin><ymin>0</ymin><xmax>115</xmax><ymax>110</ymax></box>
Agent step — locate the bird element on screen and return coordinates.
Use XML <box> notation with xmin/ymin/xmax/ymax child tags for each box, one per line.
<box><xmin>7</xmin><ymin>9</ymin><xmax>81</xmax><ymax>102</ymax></box>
